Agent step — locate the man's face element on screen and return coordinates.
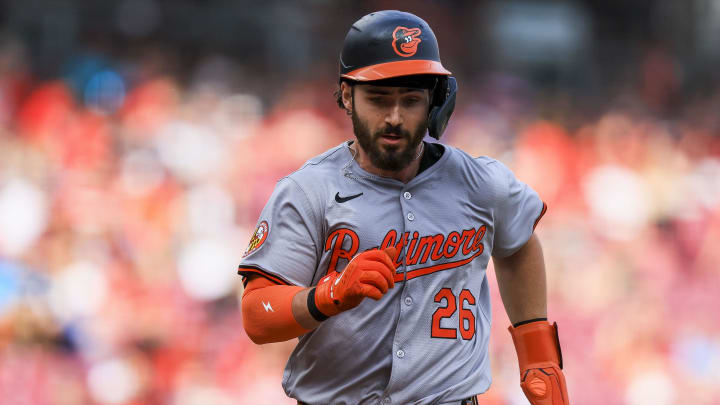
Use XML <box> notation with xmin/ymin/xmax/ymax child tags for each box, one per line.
<box><xmin>346</xmin><ymin>83</ymin><xmax>430</xmax><ymax>171</ymax></box>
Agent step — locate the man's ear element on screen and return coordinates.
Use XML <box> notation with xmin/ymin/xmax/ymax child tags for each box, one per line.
<box><xmin>341</xmin><ymin>82</ymin><xmax>353</xmax><ymax>113</ymax></box>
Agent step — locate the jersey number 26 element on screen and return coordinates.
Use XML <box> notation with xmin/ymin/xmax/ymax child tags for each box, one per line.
<box><xmin>431</xmin><ymin>288</ymin><xmax>476</xmax><ymax>340</ymax></box>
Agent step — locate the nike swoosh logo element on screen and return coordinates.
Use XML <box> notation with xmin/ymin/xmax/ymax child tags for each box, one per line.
<box><xmin>335</xmin><ymin>192</ymin><xmax>363</xmax><ymax>203</ymax></box>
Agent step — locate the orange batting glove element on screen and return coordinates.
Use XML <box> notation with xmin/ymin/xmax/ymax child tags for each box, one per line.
<box><xmin>509</xmin><ymin>320</ymin><xmax>569</xmax><ymax>405</ymax></box>
<box><xmin>313</xmin><ymin>247</ymin><xmax>398</xmax><ymax>317</ymax></box>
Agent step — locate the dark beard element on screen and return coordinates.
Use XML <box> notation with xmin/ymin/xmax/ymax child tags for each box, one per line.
<box><xmin>351</xmin><ymin>106</ymin><xmax>427</xmax><ymax>171</ymax></box>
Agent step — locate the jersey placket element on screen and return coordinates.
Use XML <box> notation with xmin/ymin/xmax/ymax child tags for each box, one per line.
<box><xmin>383</xmin><ymin>185</ymin><xmax>418</xmax><ymax>402</ymax></box>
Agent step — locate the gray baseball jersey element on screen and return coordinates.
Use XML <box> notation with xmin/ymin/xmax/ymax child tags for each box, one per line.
<box><xmin>238</xmin><ymin>141</ymin><xmax>546</xmax><ymax>405</ymax></box>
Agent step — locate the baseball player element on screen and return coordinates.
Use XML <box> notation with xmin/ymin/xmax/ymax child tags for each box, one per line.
<box><xmin>239</xmin><ymin>10</ymin><xmax>569</xmax><ymax>405</ymax></box>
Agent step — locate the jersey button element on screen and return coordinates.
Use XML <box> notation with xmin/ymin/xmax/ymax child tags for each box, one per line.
<box><xmin>404</xmin><ymin>297</ymin><xmax>413</xmax><ymax>306</ymax></box>
<box><xmin>396</xmin><ymin>349</ymin><xmax>405</xmax><ymax>358</ymax></box>
<box><xmin>403</xmin><ymin>191</ymin><xmax>411</xmax><ymax>200</ymax></box>
<box><xmin>407</xmin><ymin>212</ymin><xmax>415</xmax><ymax>221</ymax></box>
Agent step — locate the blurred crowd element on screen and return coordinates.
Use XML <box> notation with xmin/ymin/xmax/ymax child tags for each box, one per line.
<box><xmin>1</xmin><ymin>7</ymin><xmax>720</xmax><ymax>405</ymax></box>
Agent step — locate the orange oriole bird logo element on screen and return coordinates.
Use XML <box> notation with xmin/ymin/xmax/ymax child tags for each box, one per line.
<box><xmin>392</xmin><ymin>26</ymin><xmax>422</xmax><ymax>57</ymax></box>
<box><xmin>243</xmin><ymin>221</ymin><xmax>269</xmax><ymax>258</ymax></box>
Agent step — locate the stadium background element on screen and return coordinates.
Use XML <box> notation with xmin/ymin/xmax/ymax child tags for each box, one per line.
<box><xmin>0</xmin><ymin>1</ymin><xmax>719</xmax><ymax>404</ymax></box>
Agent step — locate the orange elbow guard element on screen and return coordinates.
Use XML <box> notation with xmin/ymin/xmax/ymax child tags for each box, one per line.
<box><xmin>509</xmin><ymin>320</ymin><xmax>570</xmax><ymax>405</ymax></box>
<box><xmin>241</xmin><ymin>277</ymin><xmax>309</xmax><ymax>344</ymax></box>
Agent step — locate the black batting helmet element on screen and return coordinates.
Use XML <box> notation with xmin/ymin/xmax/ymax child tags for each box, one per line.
<box><xmin>339</xmin><ymin>10</ymin><xmax>457</xmax><ymax>139</ymax></box>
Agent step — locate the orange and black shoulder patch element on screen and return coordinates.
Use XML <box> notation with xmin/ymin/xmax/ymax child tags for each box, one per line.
<box><xmin>392</xmin><ymin>26</ymin><xmax>422</xmax><ymax>57</ymax></box>
<box><xmin>243</xmin><ymin>220</ymin><xmax>269</xmax><ymax>258</ymax></box>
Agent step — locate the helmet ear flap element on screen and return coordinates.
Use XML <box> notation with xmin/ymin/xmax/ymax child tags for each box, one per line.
<box><xmin>428</xmin><ymin>77</ymin><xmax>457</xmax><ymax>139</ymax></box>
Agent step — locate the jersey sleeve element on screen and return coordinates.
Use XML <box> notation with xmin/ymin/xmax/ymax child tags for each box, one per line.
<box><xmin>238</xmin><ymin>177</ymin><xmax>321</xmax><ymax>287</ymax></box>
<box><xmin>491</xmin><ymin>161</ymin><xmax>547</xmax><ymax>258</ymax></box>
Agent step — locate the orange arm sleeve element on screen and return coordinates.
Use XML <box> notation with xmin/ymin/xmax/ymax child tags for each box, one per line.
<box><xmin>241</xmin><ymin>276</ymin><xmax>311</xmax><ymax>344</ymax></box>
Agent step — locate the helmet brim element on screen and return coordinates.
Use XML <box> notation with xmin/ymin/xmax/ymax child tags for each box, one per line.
<box><xmin>341</xmin><ymin>60</ymin><xmax>451</xmax><ymax>82</ymax></box>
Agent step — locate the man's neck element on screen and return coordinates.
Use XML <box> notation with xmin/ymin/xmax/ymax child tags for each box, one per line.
<box><xmin>351</xmin><ymin>142</ymin><xmax>424</xmax><ymax>184</ymax></box>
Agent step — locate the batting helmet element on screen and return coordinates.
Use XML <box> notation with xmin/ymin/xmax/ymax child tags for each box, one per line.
<box><xmin>339</xmin><ymin>10</ymin><xmax>458</xmax><ymax>139</ymax></box>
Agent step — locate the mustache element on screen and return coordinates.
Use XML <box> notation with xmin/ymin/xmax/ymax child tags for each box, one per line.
<box><xmin>376</xmin><ymin>125</ymin><xmax>410</xmax><ymax>137</ymax></box>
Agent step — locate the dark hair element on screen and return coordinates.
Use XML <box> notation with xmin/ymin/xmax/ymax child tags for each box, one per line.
<box><xmin>334</xmin><ymin>79</ymin><xmax>354</xmax><ymax>114</ymax></box>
